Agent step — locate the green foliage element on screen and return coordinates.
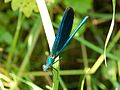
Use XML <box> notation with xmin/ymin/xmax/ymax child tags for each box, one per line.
<box><xmin>4</xmin><ymin>0</ymin><xmax>39</xmax><ymax>17</ymax></box>
<box><xmin>0</xmin><ymin>26</ymin><xmax>12</xmax><ymax>45</ymax></box>
<box><xmin>0</xmin><ymin>0</ymin><xmax>120</xmax><ymax>90</ymax></box>
<box><xmin>64</xmin><ymin>0</ymin><xmax>92</xmax><ymax>13</ymax></box>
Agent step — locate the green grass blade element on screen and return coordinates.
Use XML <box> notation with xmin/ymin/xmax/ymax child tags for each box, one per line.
<box><xmin>88</xmin><ymin>30</ymin><xmax>120</xmax><ymax>73</ymax></box>
<box><xmin>10</xmin><ymin>74</ymin><xmax>43</xmax><ymax>90</ymax></box>
<box><xmin>104</xmin><ymin>0</ymin><xmax>116</xmax><ymax>66</ymax></box>
<box><xmin>75</xmin><ymin>37</ymin><xmax>119</xmax><ymax>61</ymax></box>
<box><xmin>18</xmin><ymin>17</ymin><xmax>41</xmax><ymax>76</ymax></box>
<box><xmin>59</xmin><ymin>77</ymin><xmax>67</xmax><ymax>90</ymax></box>
<box><xmin>6</xmin><ymin>10</ymin><xmax>22</xmax><ymax>70</ymax></box>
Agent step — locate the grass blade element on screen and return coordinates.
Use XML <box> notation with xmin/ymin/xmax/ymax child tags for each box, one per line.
<box><xmin>104</xmin><ymin>0</ymin><xmax>116</xmax><ymax>66</ymax></box>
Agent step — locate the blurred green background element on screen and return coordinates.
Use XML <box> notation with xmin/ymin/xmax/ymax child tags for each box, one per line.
<box><xmin>0</xmin><ymin>0</ymin><xmax>120</xmax><ymax>90</ymax></box>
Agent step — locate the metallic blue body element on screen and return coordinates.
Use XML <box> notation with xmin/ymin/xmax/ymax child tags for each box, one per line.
<box><xmin>43</xmin><ymin>7</ymin><xmax>89</xmax><ymax>71</ymax></box>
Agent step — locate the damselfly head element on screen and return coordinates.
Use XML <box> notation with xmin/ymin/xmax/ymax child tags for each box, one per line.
<box><xmin>43</xmin><ymin>64</ymin><xmax>49</xmax><ymax>71</ymax></box>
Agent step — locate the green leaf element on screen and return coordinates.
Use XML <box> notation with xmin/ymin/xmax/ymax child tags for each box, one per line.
<box><xmin>4</xmin><ymin>0</ymin><xmax>11</xmax><ymax>3</ymax></box>
<box><xmin>64</xmin><ymin>0</ymin><xmax>92</xmax><ymax>14</ymax></box>
<box><xmin>10</xmin><ymin>0</ymin><xmax>38</xmax><ymax>17</ymax></box>
<box><xmin>22</xmin><ymin>0</ymin><xmax>38</xmax><ymax>17</ymax></box>
<box><xmin>11</xmin><ymin>0</ymin><xmax>22</xmax><ymax>11</ymax></box>
<box><xmin>0</xmin><ymin>26</ymin><xmax>12</xmax><ymax>45</ymax></box>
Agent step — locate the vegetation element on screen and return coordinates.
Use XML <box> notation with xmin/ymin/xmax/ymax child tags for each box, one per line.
<box><xmin>0</xmin><ymin>0</ymin><xmax>120</xmax><ymax>90</ymax></box>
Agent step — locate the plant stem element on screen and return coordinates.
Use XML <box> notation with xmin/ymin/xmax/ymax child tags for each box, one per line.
<box><xmin>6</xmin><ymin>10</ymin><xmax>22</xmax><ymax>70</ymax></box>
<box><xmin>18</xmin><ymin>17</ymin><xmax>41</xmax><ymax>77</ymax></box>
<box><xmin>52</xmin><ymin>59</ymin><xmax>60</xmax><ymax>90</ymax></box>
<box><xmin>75</xmin><ymin>37</ymin><xmax>119</xmax><ymax>61</ymax></box>
<box><xmin>80</xmin><ymin>35</ymin><xmax>91</xmax><ymax>90</ymax></box>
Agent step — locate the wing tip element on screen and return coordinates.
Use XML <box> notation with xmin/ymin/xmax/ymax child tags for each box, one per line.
<box><xmin>66</xmin><ymin>7</ymin><xmax>74</xmax><ymax>14</ymax></box>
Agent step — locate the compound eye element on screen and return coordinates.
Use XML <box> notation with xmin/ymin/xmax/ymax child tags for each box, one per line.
<box><xmin>43</xmin><ymin>65</ymin><xmax>48</xmax><ymax>71</ymax></box>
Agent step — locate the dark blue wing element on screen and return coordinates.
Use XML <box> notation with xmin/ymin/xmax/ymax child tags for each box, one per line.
<box><xmin>51</xmin><ymin>7</ymin><xmax>74</xmax><ymax>56</ymax></box>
